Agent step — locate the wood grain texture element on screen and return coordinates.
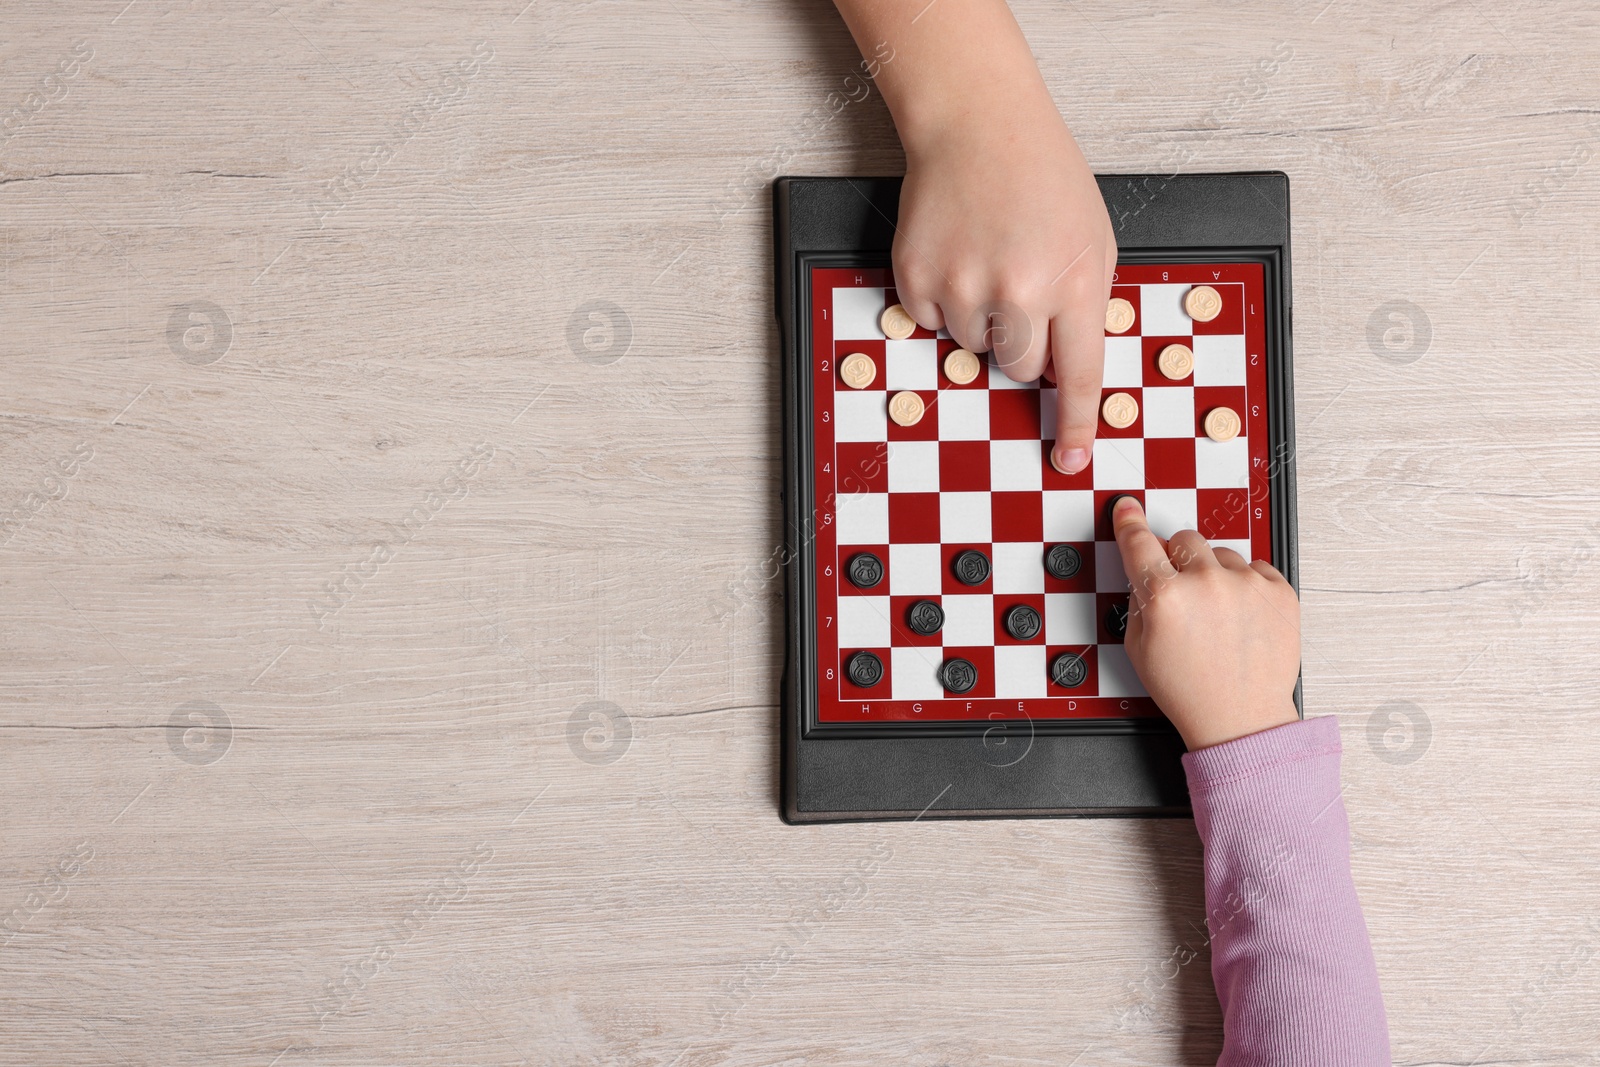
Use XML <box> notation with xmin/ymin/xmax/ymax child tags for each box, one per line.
<box><xmin>2</xmin><ymin>1</ymin><xmax>1598</xmax><ymax>1063</ymax></box>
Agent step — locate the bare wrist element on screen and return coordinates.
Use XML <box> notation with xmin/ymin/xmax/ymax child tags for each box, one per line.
<box><xmin>893</xmin><ymin>79</ymin><xmax>1060</xmax><ymax>160</ymax></box>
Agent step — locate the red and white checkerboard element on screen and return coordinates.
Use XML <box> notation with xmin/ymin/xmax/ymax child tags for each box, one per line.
<box><xmin>808</xmin><ymin>263</ymin><xmax>1273</xmax><ymax>724</ymax></box>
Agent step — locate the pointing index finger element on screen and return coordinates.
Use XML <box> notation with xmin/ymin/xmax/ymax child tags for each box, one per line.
<box><xmin>1047</xmin><ymin>272</ymin><xmax>1108</xmax><ymax>476</ymax></box>
<box><xmin>1111</xmin><ymin>496</ymin><xmax>1176</xmax><ymax>603</ymax></box>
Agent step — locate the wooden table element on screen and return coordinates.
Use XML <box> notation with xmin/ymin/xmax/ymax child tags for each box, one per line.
<box><xmin>3</xmin><ymin>2</ymin><xmax>1597</xmax><ymax>1063</ymax></box>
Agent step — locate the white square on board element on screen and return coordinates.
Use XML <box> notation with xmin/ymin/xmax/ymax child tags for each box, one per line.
<box><xmin>1093</xmin><ymin>438</ymin><xmax>1145</xmax><ymax>489</ymax></box>
<box><xmin>942</xmin><ymin>594</ymin><xmax>994</xmax><ymax>645</ymax></box>
<box><xmin>1142</xmin><ymin>386</ymin><xmax>1195</xmax><ymax>439</ymax></box>
<box><xmin>1042</xmin><ymin>490</ymin><xmax>1095</xmax><ymax>542</ymax></box>
<box><xmin>837</xmin><ymin>596</ymin><xmax>890</xmax><ymax>648</ymax></box>
<box><xmin>1192</xmin><ymin>334</ymin><xmax>1247</xmax><ymax>386</ymax></box>
<box><xmin>1196</xmin><ymin>437</ymin><xmax>1250</xmax><ymax>489</ymax></box>
<box><xmin>1043</xmin><ymin>592</ymin><xmax>1096</xmax><ymax>644</ymax></box>
<box><xmin>940</xmin><ymin>492</ymin><xmax>992</xmax><ymax>543</ymax></box>
<box><xmin>937</xmin><ymin>389</ymin><xmax>989</xmax><ymax>441</ymax></box>
<box><xmin>888</xmin><ymin>440</ymin><xmax>940</xmax><ymax>494</ymax></box>
<box><xmin>1096</xmin><ymin>541</ymin><xmax>1130</xmax><ymax>591</ymax></box>
<box><xmin>1103</xmin><ymin>336</ymin><xmax>1144</xmax><ymax>388</ymax></box>
<box><xmin>833</xmin><ymin>287</ymin><xmax>887</xmax><ymax>340</ymax></box>
<box><xmin>1140</xmin><ymin>284</ymin><xmax>1193</xmax><ymax>336</ymax></box>
<box><xmin>992</xmin><ymin>541</ymin><xmax>1045</xmax><ymax>594</ymax></box>
<box><xmin>836</xmin><ymin>492</ymin><xmax>888</xmax><ymax>544</ymax></box>
<box><xmin>892</xmin><ymin>645</ymin><xmax>945</xmax><ymax>700</ymax></box>
<box><xmin>994</xmin><ymin>645</ymin><xmax>1047</xmax><ymax>699</ymax></box>
<box><xmin>1039</xmin><ymin>386</ymin><xmax>1058</xmax><ymax>440</ymax></box>
<box><xmin>885</xmin><ymin>338</ymin><xmax>939</xmax><ymax>390</ymax></box>
<box><xmin>1144</xmin><ymin>488</ymin><xmax>1199</xmax><ymax>540</ymax></box>
<box><xmin>889</xmin><ymin>542</ymin><xmax>943</xmax><ymax>596</ymax></box>
<box><xmin>991</xmin><ymin>438</ymin><xmax>1043</xmax><ymax>492</ymax></box>
<box><xmin>1097</xmin><ymin>645</ymin><xmax>1147</xmax><ymax>697</ymax></box>
<box><xmin>834</xmin><ymin>391</ymin><xmax>886</xmax><ymax>443</ymax></box>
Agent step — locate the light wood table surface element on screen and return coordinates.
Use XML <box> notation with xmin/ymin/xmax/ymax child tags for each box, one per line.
<box><xmin>3</xmin><ymin>1</ymin><xmax>1598</xmax><ymax>1063</ymax></box>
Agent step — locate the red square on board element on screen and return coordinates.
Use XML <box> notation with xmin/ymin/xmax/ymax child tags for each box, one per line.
<box><xmin>888</xmin><ymin>492</ymin><xmax>940</xmax><ymax>543</ymax></box>
<box><xmin>835</xmin><ymin>442</ymin><xmax>890</xmax><ymax>495</ymax></box>
<box><xmin>938</xmin><ymin>441</ymin><xmax>991</xmax><ymax>492</ymax></box>
<box><xmin>1197</xmin><ymin>488</ymin><xmax>1251</xmax><ymax>540</ymax></box>
<box><xmin>989</xmin><ymin>389</ymin><xmax>1042</xmax><ymax>440</ymax></box>
<box><xmin>991</xmin><ymin>492</ymin><xmax>1044</xmax><ymax>542</ymax></box>
<box><xmin>1144</xmin><ymin>438</ymin><xmax>1197</xmax><ymax>489</ymax></box>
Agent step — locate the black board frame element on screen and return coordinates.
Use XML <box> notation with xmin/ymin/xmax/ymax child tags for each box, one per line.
<box><xmin>775</xmin><ymin>173</ymin><xmax>1297</xmax><ymax>823</ymax></box>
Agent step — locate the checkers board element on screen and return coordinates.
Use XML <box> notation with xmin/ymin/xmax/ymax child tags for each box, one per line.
<box><xmin>776</xmin><ymin>173</ymin><xmax>1297</xmax><ymax>822</ymax></box>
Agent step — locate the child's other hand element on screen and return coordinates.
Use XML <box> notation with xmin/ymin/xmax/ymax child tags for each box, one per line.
<box><xmin>892</xmin><ymin>107</ymin><xmax>1115</xmax><ymax>476</ymax></box>
<box><xmin>1111</xmin><ymin>496</ymin><xmax>1301</xmax><ymax>751</ymax></box>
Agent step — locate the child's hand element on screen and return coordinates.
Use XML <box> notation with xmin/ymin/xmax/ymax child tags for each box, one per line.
<box><xmin>1112</xmin><ymin>496</ymin><xmax>1301</xmax><ymax>751</ymax></box>
<box><xmin>894</xmin><ymin>113</ymin><xmax>1115</xmax><ymax>476</ymax></box>
<box><xmin>828</xmin><ymin>0</ymin><xmax>1115</xmax><ymax>476</ymax></box>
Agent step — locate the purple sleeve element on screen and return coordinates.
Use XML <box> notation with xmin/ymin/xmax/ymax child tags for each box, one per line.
<box><xmin>1182</xmin><ymin>715</ymin><xmax>1391</xmax><ymax>1066</ymax></box>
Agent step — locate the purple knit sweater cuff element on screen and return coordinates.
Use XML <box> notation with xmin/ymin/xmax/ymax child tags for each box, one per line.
<box><xmin>1181</xmin><ymin>714</ymin><xmax>1342</xmax><ymax>793</ymax></box>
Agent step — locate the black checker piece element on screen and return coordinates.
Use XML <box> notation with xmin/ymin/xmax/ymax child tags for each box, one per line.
<box><xmin>1044</xmin><ymin>544</ymin><xmax>1081</xmax><ymax>580</ymax></box>
<box><xmin>938</xmin><ymin>657</ymin><xmax>977</xmax><ymax>694</ymax></box>
<box><xmin>907</xmin><ymin>599</ymin><xmax>944</xmax><ymax>636</ymax></box>
<box><xmin>846</xmin><ymin>650</ymin><xmax>883</xmax><ymax>688</ymax></box>
<box><xmin>1104</xmin><ymin>599</ymin><xmax>1130</xmax><ymax>639</ymax></box>
<box><xmin>952</xmin><ymin>550</ymin><xmax>990</xmax><ymax>586</ymax></box>
<box><xmin>1050</xmin><ymin>652</ymin><xmax>1088</xmax><ymax>689</ymax></box>
<box><xmin>847</xmin><ymin>552</ymin><xmax>883</xmax><ymax>589</ymax></box>
<box><xmin>1104</xmin><ymin>494</ymin><xmax>1137</xmax><ymax>526</ymax></box>
<box><xmin>1004</xmin><ymin>604</ymin><xmax>1041</xmax><ymax>641</ymax></box>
